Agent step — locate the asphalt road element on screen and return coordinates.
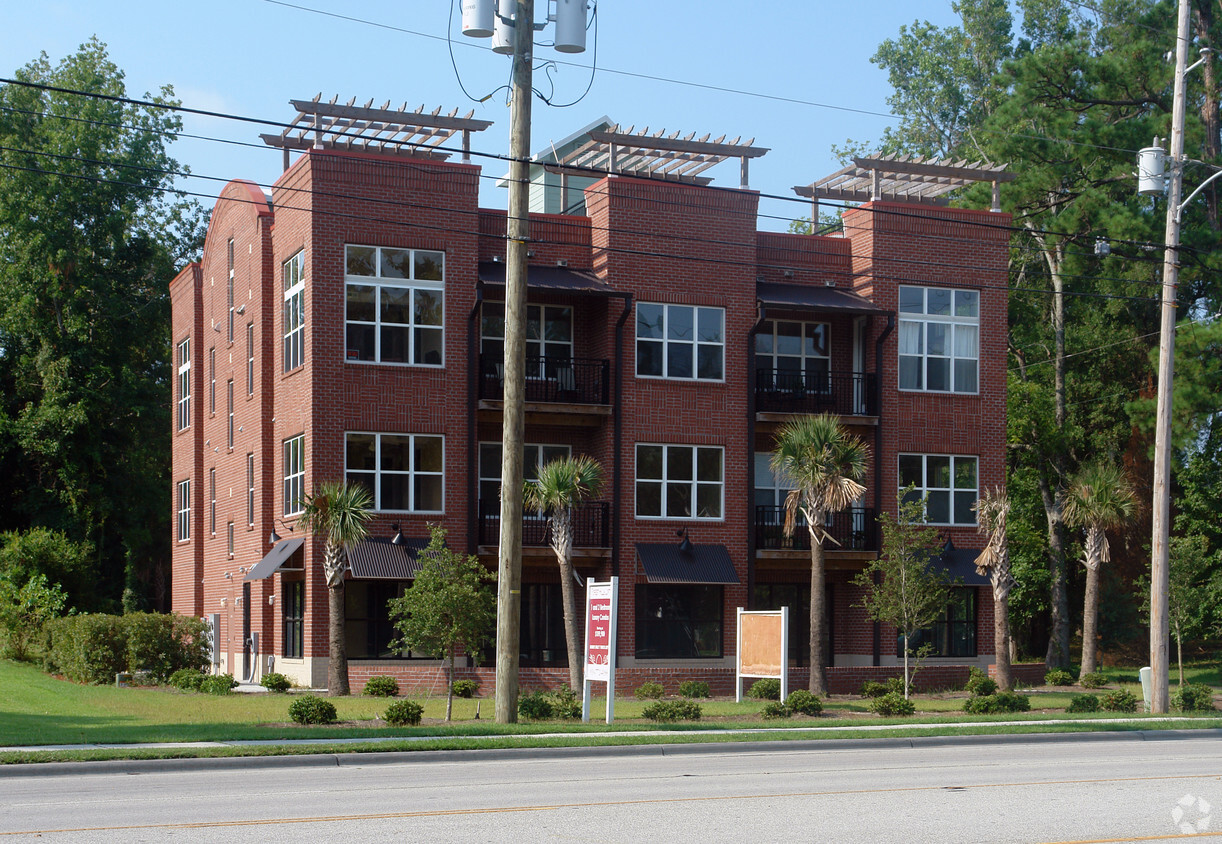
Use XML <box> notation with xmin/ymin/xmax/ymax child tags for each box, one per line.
<box><xmin>2</xmin><ymin>734</ymin><xmax>1221</xmax><ymax>842</ymax></box>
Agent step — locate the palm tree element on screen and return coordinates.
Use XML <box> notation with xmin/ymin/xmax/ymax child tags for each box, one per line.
<box><xmin>524</xmin><ymin>455</ymin><xmax>604</xmax><ymax>691</ymax></box>
<box><xmin>973</xmin><ymin>488</ymin><xmax>1016</xmax><ymax>691</ymax></box>
<box><xmin>771</xmin><ymin>414</ymin><xmax>869</xmax><ymax>695</ymax></box>
<box><xmin>1062</xmin><ymin>460</ymin><xmax>1136</xmax><ymax>680</ymax></box>
<box><xmin>298</xmin><ymin>480</ymin><xmax>373</xmax><ymax>696</ymax></box>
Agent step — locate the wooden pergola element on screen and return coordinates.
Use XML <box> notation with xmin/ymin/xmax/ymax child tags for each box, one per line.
<box><xmin>261</xmin><ymin>95</ymin><xmax>494</xmax><ymax>171</ymax></box>
<box><xmin>795</xmin><ymin>154</ymin><xmax>1015</xmax><ymax>219</ymax></box>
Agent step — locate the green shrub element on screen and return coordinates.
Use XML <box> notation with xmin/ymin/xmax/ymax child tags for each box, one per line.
<box><xmin>1066</xmin><ymin>693</ymin><xmax>1100</xmax><ymax>713</ymax></box>
<box><xmin>964</xmin><ymin>666</ymin><xmax>990</xmax><ymax>694</ymax></box>
<box><xmin>634</xmin><ymin>681</ymin><xmax>665</xmax><ymax>700</ymax></box>
<box><xmin>199</xmin><ymin>673</ymin><xmax>237</xmax><ymax>695</ymax></box>
<box><xmin>642</xmin><ymin>699</ymin><xmax>702</xmax><ymax>722</ymax></box>
<box><xmin>261</xmin><ymin>672</ymin><xmax>292</xmax><ymax>693</ymax></box>
<box><xmin>1172</xmin><ymin>683</ymin><xmax>1215</xmax><ymax>712</ymax></box>
<box><xmin>1045</xmin><ymin>669</ymin><xmax>1075</xmax><ymax>686</ymax></box>
<box><xmin>289</xmin><ymin>694</ymin><xmax>337</xmax><ymax>725</ymax></box>
<box><xmin>869</xmin><ymin>692</ymin><xmax>916</xmax><ymax>717</ymax></box>
<box><xmin>452</xmin><ymin>679</ymin><xmax>480</xmax><ymax>698</ymax></box>
<box><xmin>784</xmin><ymin>689</ymin><xmax>823</xmax><ymax>716</ymax></box>
<box><xmin>363</xmin><ymin>675</ymin><xmax>400</xmax><ymax>697</ymax></box>
<box><xmin>970</xmin><ymin>677</ymin><xmax>998</xmax><ymax>698</ymax></box>
<box><xmin>1100</xmin><ymin>689</ymin><xmax>1139</xmax><ymax>713</ymax></box>
<box><xmin>747</xmin><ymin>678</ymin><xmax>781</xmax><ymax>700</ymax></box>
<box><xmin>860</xmin><ymin>680</ymin><xmax>890</xmax><ymax>698</ymax></box>
<box><xmin>43</xmin><ymin>614</ymin><xmax>127</xmax><ymax>684</ymax></box>
<box><xmin>384</xmin><ymin>700</ymin><xmax>424</xmax><ymax>726</ymax></box>
<box><xmin>964</xmin><ymin>692</ymin><xmax>1031</xmax><ymax>714</ymax></box>
<box><xmin>1080</xmin><ymin>672</ymin><xmax>1108</xmax><ymax>689</ymax></box>
<box><xmin>547</xmin><ymin>687</ymin><xmax>582</xmax><ymax>720</ymax></box>
<box><xmin>169</xmin><ymin>668</ymin><xmax>206</xmax><ymax>691</ymax></box>
<box><xmin>678</xmin><ymin>680</ymin><xmax>710</xmax><ymax>699</ymax></box>
<box><xmin>518</xmin><ymin>691</ymin><xmax>554</xmax><ymax>719</ymax></box>
<box><xmin>0</xmin><ymin>573</ymin><xmax>67</xmax><ymax>661</ymax></box>
<box><xmin>760</xmin><ymin>700</ymin><xmax>790</xmax><ymax>719</ymax></box>
<box><xmin>123</xmin><ymin>612</ymin><xmax>209</xmax><ymax>683</ymax></box>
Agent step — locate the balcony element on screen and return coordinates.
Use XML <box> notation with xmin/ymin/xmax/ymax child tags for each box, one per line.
<box><xmin>479</xmin><ymin>354</ymin><xmax>610</xmax><ymax>406</ymax></box>
<box><xmin>755</xmin><ymin>368</ymin><xmax>877</xmax><ymax>417</ymax></box>
<box><xmin>755</xmin><ymin>505</ymin><xmax>878</xmax><ymax>552</ymax></box>
<box><xmin>478</xmin><ymin>499</ymin><xmax>611</xmax><ymax>548</ymax></box>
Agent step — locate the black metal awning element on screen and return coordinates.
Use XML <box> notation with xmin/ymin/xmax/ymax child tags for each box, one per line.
<box><xmin>347</xmin><ymin>537</ymin><xmax>430</xmax><ymax>580</ymax></box>
<box><xmin>934</xmin><ymin>541</ymin><xmax>991</xmax><ymax>587</ymax></box>
<box><xmin>635</xmin><ymin>543</ymin><xmax>741</xmax><ymax>585</ymax></box>
<box><xmin>478</xmin><ymin>261</ymin><xmax>615</xmax><ymax>296</ymax></box>
<box><xmin>244</xmin><ymin>537</ymin><xmax>305</xmax><ymax>581</ymax></box>
<box><xmin>757</xmin><ymin>281</ymin><xmax>887</xmax><ymax>315</ymax></box>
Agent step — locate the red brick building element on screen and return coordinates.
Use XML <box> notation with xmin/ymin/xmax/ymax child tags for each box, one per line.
<box><xmin>170</xmin><ymin>101</ymin><xmax>1014</xmax><ymax>694</ymax></box>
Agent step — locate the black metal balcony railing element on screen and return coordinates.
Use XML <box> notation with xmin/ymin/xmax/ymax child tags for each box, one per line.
<box><xmin>479</xmin><ymin>355</ymin><xmax>610</xmax><ymax>405</ymax></box>
<box><xmin>478</xmin><ymin>499</ymin><xmax>611</xmax><ymax>548</ymax></box>
<box><xmin>754</xmin><ymin>505</ymin><xmax>878</xmax><ymax>552</ymax></box>
<box><xmin>755</xmin><ymin>368</ymin><xmax>878</xmax><ymax>416</ymax></box>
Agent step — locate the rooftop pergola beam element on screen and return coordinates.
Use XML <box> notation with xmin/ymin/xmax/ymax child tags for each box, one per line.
<box><xmin>852</xmin><ymin>155</ymin><xmax>1015</xmax><ymax>183</ymax></box>
<box><xmin>287</xmin><ymin>98</ymin><xmax>493</xmax><ymax>133</ymax></box>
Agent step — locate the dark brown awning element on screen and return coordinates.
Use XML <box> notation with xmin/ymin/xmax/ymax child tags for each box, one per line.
<box><xmin>635</xmin><ymin>543</ymin><xmax>740</xmax><ymax>585</ymax></box>
<box><xmin>244</xmin><ymin>537</ymin><xmax>305</xmax><ymax>581</ymax></box>
<box><xmin>479</xmin><ymin>261</ymin><xmax>614</xmax><ymax>296</ymax></box>
<box><xmin>757</xmin><ymin>281</ymin><xmax>886</xmax><ymax>315</ymax></box>
<box><xmin>347</xmin><ymin>537</ymin><xmax>430</xmax><ymax>580</ymax></box>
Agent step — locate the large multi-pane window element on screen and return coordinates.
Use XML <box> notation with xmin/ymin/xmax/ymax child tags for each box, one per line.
<box><xmin>898</xmin><ymin>285</ymin><xmax>979</xmax><ymax>393</ymax></box>
<box><xmin>755</xmin><ymin>320</ymin><xmax>829</xmax><ymax>389</ymax></box>
<box><xmin>345</xmin><ymin>433</ymin><xmax>443</xmax><ymax>512</ymax></box>
<box><xmin>478</xmin><ymin>442</ymin><xmax>571</xmax><ymax>504</ymax></box>
<box><xmin>481</xmin><ymin>302</ymin><xmax>573</xmax><ymax>377</ymax></box>
<box><xmin>246</xmin><ymin>453</ymin><xmax>255</xmax><ymax>527</ymax></box>
<box><xmin>176</xmin><ymin>337</ymin><xmax>190</xmax><ymax>430</ymax></box>
<box><xmin>635</xmin><ymin>584</ymin><xmax>723</xmax><ymax>659</ymax></box>
<box><xmin>636</xmin><ymin>303</ymin><xmax>724</xmax><ymax>380</ymax></box>
<box><xmin>753</xmin><ymin>452</ymin><xmax>795</xmax><ymax>510</ymax></box>
<box><xmin>899</xmin><ymin>454</ymin><xmax>978</xmax><ymax>525</ymax></box>
<box><xmin>246</xmin><ymin>323</ymin><xmax>255</xmax><ymax>394</ymax></box>
<box><xmin>177</xmin><ymin>478</ymin><xmax>190</xmax><ymax>541</ymax></box>
<box><xmin>283</xmin><ymin>250</ymin><xmax>304</xmax><ymax>372</ymax></box>
<box><xmin>345</xmin><ymin>581</ymin><xmax>416</xmax><ymax>659</ymax></box>
<box><xmin>283</xmin><ymin>435</ymin><xmax>305</xmax><ymax>516</ymax></box>
<box><xmin>902</xmin><ymin>588</ymin><xmax>977</xmax><ymax>657</ymax></box>
<box><xmin>635</xmin><ymin>444</ymin><xmax>724</xmax><ymax>519</ymax></box>
<box><xmin>226</xmin><ymin>238</ymin><xmax>235</xmax><ymax>343</ymax></box>
<box><xmin>282</xmin><ymin>581</ymin><xmax>304</xmax><ymax>659</ymax></box>
<box><xmin>344</xmin><ymin>245</ymin><xmax>444</xmax><ymax>366</ymax></box>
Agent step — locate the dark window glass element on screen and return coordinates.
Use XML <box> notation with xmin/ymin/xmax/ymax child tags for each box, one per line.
<box><xmin>283</xmin><ymin>581</ymin><xmax>304</xmax><ymax>658</ymax></box>
<box><xmin>901</xmin><ymin>588</ymin><xmax>976</xmax><ymax>658</ymax></box>
<box><xmin>635</xmin><ymin>585</ymin><xmax>723</xmax><ymax>659</ymax></box>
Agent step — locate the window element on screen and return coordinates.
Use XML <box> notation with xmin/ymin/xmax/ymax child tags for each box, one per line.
<box><xmin>345</xmin><ymin>433</ymin><xmax>442</xmax><ymax>512</ymax></box>
<box><xmin>345</xmin><ymin>581</ymin><xmax>416</xmax><ymax>659</ymax></box>
<box><xmin>227</xmin><ymin>238</ymin><xmax>235</xmax><ymax>343</ymax></box>
<box><xmin>754</xmin><ymin>452</ymin><xmax>795</xmax><ymax>510</ymax></box>
<box><xmin>898</xmin><ymin>286</ymin><xmax>979</xmax><ymax>393</ymax></box>
<box><xmin>635</xmin><ymin>584</ymin><xmax>723</xmax><ymax>659</ymax></box>
<box><xmin>209</xmin><ymin>347</ymin><xmax>215</xmax><ymax>414</ymax></box>
<box><xmin>226</xmin><ymin>380</ymin><xmax>234</xmax><ymax>449</ymax></box>
<box><xmin>246</xmin><ymin>453</ymin><xmax>255</xmax><ymax>527</ymax></box>
<box><xmin>755</xmin><ymin>319</ymin><xmax>829</xmax><ymax>390</ymax></box>
<box><xmin>344</xmin><ymin>245</ymin><xmax>444</xmax><ymax>366</ymax></box>
<box><xmin>899</xmin><ymin>454</ymin><xmax>978</xmax><ymax>525</ymax></box>
<box><xmin>177</xmin><ymin>478</ymin><xmax>190</xmax><ymax>541</ymax></box>
<box><xmin>209</xmin><ymin>468</ymin><xmax>216</xmax><ymax>536</ymax></box>
<box><xmin>227</xmin><ymin>522</ymin><xmax>234</xmax><ymax>558</ymax></box>
<box><xmin>283</xmin><ymin>435</ymin><xmax>305</xmax><ymax>516</ymax></box>
<box><xmin>478</xmin><ymin>442</ymin><xmax>571</xmax><ymax>505</ymax></box>
<box><xmin>636</xmin><ymin>303</ymin><xmax>724</xmax><ymax>380</ymax></box>
<box><xmin>481</xmin><ymin>302</ymin><xmax>573</xmax><ymax>377</ymax></box>
<box><xmin>283</xmin><ymin>581</ymin><xmax>304</xmax><ymax>659</ymax></box>
<box><xmin>283</xmin><ymin>250</ymin><xmax>304</xmax><ymax>372</ymax></box>
<box><xmin>246</xmin><ymin>323</ymin><xmax>255</xmax><ymax>394</ymax></box>
<box><xmin>176</xmin><ymin>337</ymin><xmax>190</xmax><ymax>430</ymax></box>
<box><xmin>519</xmin><ymin>583</ymin><xmax>569</xmax><ymax>666</ymax></box>
<box><xmin>902</xmin><ymin>588</ymin><xmax>977</xmax><ymax>658</ymax></box>
<box><xmin>635</xmin><ymin>444</ymin><xmax>723</xmax><ymax>519</ymax></box>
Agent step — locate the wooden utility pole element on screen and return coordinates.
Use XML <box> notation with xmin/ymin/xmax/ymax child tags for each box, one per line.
<box><xmin>1150</xmin><ymin>0</ymin><xmax>1191</xmax><ymax>715</ymax></box>
<box><xmin>494</xmin><ymin>0</ymin><xmax>534</xmax><ymax>724</ymax></box>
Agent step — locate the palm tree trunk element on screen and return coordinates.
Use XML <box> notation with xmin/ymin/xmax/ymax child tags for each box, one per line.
<box><xmin>1079</xmin><ymin>563</ymin><xmax>1100</xmax><ymax>679</ymax></box>
<box><xmin>327</xmin><ymin>581</ymin><xmax>349</xmax><ymax>695</ymax></box>
<box><xmin>809</xmin><ymin>537</ymin><xmax>828</xmax><ymax>695</ymax></box>
<box><xmin>559</xmin><ymin>556</ymin><xmax>582</xmax><ymax>691</ymax></box>
<box><xmin>994</xmin><ymin>590</ymin><xmax>1012</xmax><ymax>691</ymax></box>
<box><xmin>446</xmin><ymin>645</ymin><xmax>455</xmax><ymax>722</ymax></box>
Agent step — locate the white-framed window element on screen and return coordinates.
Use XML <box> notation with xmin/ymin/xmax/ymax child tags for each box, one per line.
<box><xmin>209</xmin><ymin>347</ymin><xmax>215</xmax><ymax>414</ymax></box>
<box><xmin>753</xmin><ymin>452</ymin><xmax>795</xmax><ymax>510</ymax></box>
<box><xmin>227</xmin><ymin>238</ymin><xmax>235</xmax><ymax>343</ymax></box>
<box><xmin>635</xmin><ymin>444</ymin><xmax>724</xmax><ymax>519</ymax></box>
<box><xmin>246</xmin><ymin>323</ymin><xmax>255</xmax><ymax>394</ymax></box>
<box><xmin>247</xmin><ymin>453</ymin><xmax>255</xmax><ymax>527</ymax></box>
<box><xmin>898</xmin><ymin>286</ymin><xmax>979</xmax><ymax>393</ymax></box>
<box><xmin>177</xmin><ymin>478</ymin><xmax>191</xmax><ymax>541</ymax></box>
<box><xmin>227</xmin><ymin>380</ymin><xmax>234</xmax><ymax>449</ymax></box>
<box><xmin>283</xmin><ymin>434</ymin><xmax>305</xmax><ymax>516</ymax></box>
<box><xmin>344</xmin><ymin>245</ymin><xmax>444</xmax><ymax>366</ymax></box>
<box><xmin>176</xmin><ymin>337</ymin><xmax>191</xmax><ymax>430</ymax></box>
<box><xmin>227</xmin><ymin>522</ymin><xmax>234</xmax><ymax>558</ymax></box>
<box><xmin>636</xmin><ymin>303</ymin><xmax>724</xmax><ymax>380</ymax></box>
<box><xmin>481</xmin><ymin>302</ymin><xmax>573</xmax><ymax>377</ymax></box>
<box><xmin>755</xmin><ymin>320</ymin><xmax>830</xmax><ymax>389</ymax></box>
<box><xmin>478</xmin><ymin>442</ymin><xmax>571</xmax><ymax>504</ymax></box>
<box><xmin>345</xmin><ymin>433</ymin><xmax>443</xmax><ymax>512</ymax></box>
<box><xmin>283</xmin><ymin>250</ymin><xmax>304</xmax><ymax>372</ymax></box>
<box><xmin>209</xmin><ymin>467</ymin><xmax>216</xmax><ymax>536</ymax></box>
<box><xmin>898</xmin><ymin>453</ymin><xmax>978</xmax><ymax>525</ymax></box>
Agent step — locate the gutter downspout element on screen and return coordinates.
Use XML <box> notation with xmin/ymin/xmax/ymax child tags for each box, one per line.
<box><xmin>611</xmin><ymin>292</ymin><xmax>631</xmax><ymax>578</ymax></box>
<box><xmin>468</xmin><ymin>284</ymin><xmax>484</xmax><ymax>553</ymax></box>
<box><xmin>746</xmin><ymin>299</ymin><xmax>767</xmax><ymax>608</ymax></box>
<box><xmin>872</xmin><ymin>312</ymin><xmax>895</xmax><ymax>667</ymax></box>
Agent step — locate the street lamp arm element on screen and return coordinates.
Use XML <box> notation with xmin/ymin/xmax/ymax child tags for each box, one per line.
<box><xmin>1176</xmin><ymin>166</ymin><xmax>1222</xmax><ymax>221</ymax></box>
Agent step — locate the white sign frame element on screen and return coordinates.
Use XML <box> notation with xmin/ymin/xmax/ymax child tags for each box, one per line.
<box><xmin>735</xmin><ymin>606</ymin><xmax>789</xmax><ymax>702</ymax></box>
<box><xmin>582</xmin><ymin>576</ymin><xmax>618</xmax><ymax>723</ymax></box>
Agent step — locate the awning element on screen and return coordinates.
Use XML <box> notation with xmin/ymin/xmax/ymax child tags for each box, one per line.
<box><xmin>757</xmin><ymin>281</ymin><xmax>887</xmax><ymax>315</ymax></box>
<box><xmin>934</xmin><ymin>541</ymin><xmax>991</xmax><ymax>587</ymax></box>
<box><xmin>347</xmin><ymin>537</ymin><xmax>430</xmax><ymax>580</ymax></box>
<box><xmin>635</xmin><ymin>543</ymin><xmax>741</xmax><ymax>585</ymax></box>
<box><xmin>478</xmin><ymin>261</ymin><xmax>615</xmax><ymax>296</ymax></box>
<box><xmin>244</xmin><ymin>537</ymin><xmax>305</xmax><ymax>581</ymax></box>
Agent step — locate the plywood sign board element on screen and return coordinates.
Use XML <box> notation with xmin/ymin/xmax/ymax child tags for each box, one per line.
<box><xmin>736</xmin><ymin>607</ymin><xmax>788</xmax><ymax>702</ymax></box>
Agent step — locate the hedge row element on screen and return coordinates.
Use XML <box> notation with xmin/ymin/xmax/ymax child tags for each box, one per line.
<box><xmin>43</xmin><ymin>612</ymin><xmax>210</xmax><ymax>685</ymax></box>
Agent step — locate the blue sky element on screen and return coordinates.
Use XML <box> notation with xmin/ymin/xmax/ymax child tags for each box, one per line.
<box><xmin>1</xmin><ymin>1</ymin><xmax>962</xmax><ymax>230</ymax></box>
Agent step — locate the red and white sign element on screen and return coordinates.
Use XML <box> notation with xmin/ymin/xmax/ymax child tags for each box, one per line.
<box><xmin>582</xmin><ymin>577</ymin><xmax>618</xmax><ymax>723</ymax></box>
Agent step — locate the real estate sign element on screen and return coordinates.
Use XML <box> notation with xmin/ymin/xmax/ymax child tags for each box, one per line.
<box><xmin>582</xmin><ymin>577</ymin><xmax>618</xmax><ymax>723</ymax></box>
<box><xmin>736</xmin><ymin>607</ymin><xmax>788</xmax><ymax>702</ymax></box>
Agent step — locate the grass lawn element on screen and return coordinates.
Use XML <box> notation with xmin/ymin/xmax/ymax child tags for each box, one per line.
<box><xmin>3</xmin><ymin>659</ymin><xmax>1219</xmax><ymax>764</ymax></box>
